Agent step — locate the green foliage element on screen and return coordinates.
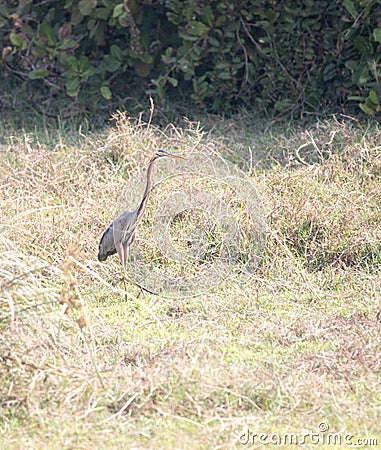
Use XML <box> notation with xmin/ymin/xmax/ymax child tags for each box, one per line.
<box><xmin>0</xmin><ymin>0</ymin><xmax>152</xmax><ymax>108</ymax></box>
<box><xmin>1</xmin><ymin>0</ymin><xmax>381</xmax><ymax>114</ymax></box>
<box><xmin>157</xmin><ymin>0</ymin><xmax>381</xmax><ymax>114</ymax></box>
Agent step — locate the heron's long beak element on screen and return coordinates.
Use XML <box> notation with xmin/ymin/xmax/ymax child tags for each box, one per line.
<box><xmin>169</xmin><ymin>153</ymin><xmax>186</xmax><ymax>160</ymax></box>
<box><xmin>165</xmin><ymin>152</ymin><xmax>186</xmax><ymax>160</ymax></box>
<box><xmin>156</xmin><ymin>149</ymin><xmax>186</xmax><ymax>160</ymax></box>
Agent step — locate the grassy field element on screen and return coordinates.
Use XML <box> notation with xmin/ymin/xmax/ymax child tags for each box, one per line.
<box><xmin>1</xmin><ymin>111</ymin><xmax>380</xmax><ymax>449</ymax></box>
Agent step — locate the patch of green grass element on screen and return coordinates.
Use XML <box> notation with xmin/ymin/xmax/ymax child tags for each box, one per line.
<box><xmin>1</xmin><ymin>113</ymin><xmax>381</xmax><ymax>448</ymax></box>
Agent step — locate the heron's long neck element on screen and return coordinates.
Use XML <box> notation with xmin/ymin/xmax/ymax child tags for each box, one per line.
<box><xmin>134</xmin><ymin>157</ymin><xmax>157</xmax><ymax>223</ymax></box>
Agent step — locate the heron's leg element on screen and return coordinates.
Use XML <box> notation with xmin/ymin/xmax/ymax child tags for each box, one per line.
<box><xmin>122</xmin><ymin>245</ymin><xmax>130</xmax><ymax>301</ymax></box>
<box><xmin>117</xmin><ymin>244</ymin><xmax>154</xmax><ymax>298</ymax></box>
<box><xmin>115</xmin><ymin>241</ymin><xmax>124</xmax><ymax>266</ymax></box>
<box><xmin>115</xmin><ymin>242</ymin><xmax>128</xmax><ymax>301</ymax></box>
<box><xmin>123</xmin><ymin>245</ymin><xmax>129</xmax><ymax>270</ymax></box>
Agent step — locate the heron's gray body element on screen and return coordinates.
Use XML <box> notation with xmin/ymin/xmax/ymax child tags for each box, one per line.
<box><xmin>97</xmin><ymin>210</ymin><xmax>136</xmax><ymax>262</ymax></box>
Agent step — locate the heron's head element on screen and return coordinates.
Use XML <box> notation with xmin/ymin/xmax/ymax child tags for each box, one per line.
<box><xmin>155</xmin><ymin>149</ymin><xmax>186</xmax><ymax>160</ymax></box>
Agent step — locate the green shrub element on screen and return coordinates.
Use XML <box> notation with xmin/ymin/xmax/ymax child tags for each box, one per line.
<box><xmin>1</xmin><ymin>0</ymin><xmax>381</xmax><ymax>115</ymax></box>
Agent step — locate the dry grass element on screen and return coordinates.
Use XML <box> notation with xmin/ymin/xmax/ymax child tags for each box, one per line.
<box><xmin>1</xmin><ymin>112</ymin><xmax>380</xmax><ymax>449</ymax></box>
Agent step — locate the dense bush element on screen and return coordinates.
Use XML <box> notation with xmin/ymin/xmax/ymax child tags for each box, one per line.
<box><xmin>1</xmin><ymin>0</ymin><xmax>381</xmax><ymax>115</ymax></box>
